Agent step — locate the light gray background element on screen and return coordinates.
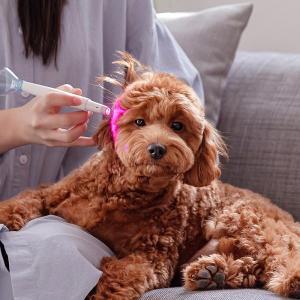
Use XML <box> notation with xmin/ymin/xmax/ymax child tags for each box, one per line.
<box><xmin>154</xmin><ymin>0</ymin><xmax>300</xmax><ymax>53</ymax></box>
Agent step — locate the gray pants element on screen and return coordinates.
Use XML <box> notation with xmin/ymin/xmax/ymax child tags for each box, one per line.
<box><xmin>0</xmin><ymin>216</ymin><xmax>113</xmax><ymax>300</ymax></box>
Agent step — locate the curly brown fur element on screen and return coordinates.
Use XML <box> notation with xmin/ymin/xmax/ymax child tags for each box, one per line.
<box><xmin>0</xmin><ymin>52</ymin><xmax>299</xmax><ymax>299</ymax></box>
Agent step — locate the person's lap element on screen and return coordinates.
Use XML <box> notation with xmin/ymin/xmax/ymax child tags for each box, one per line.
<box><xmin>0</xmin><ymin>216</ymin><xmax>114</xmax><ymax>300</ymax></box>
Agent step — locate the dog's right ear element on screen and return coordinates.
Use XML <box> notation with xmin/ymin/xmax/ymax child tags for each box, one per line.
<box><xmin>93</xmin><ymin>119</ymin><xmax>113</xmax><ymax>150</ymax></box>
<box><xmin>183</xmin><ymin>121</ymin><xmax>227</xmax><ymax>187</ymax></box>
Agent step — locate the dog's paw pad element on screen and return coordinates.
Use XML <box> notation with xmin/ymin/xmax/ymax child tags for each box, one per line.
<box><xmin>196</xmin><ymin>278</ymin><xmax>210</xmax><ymax>289</ymax></box>
<box><xmin>194</xmin><ymin>265</ymin><xmax>225</xmax><ymax>290</ymax></box>
<box><xmin>206</xmin><ymin>265</ymin><xmax>218</xmax><ymax>275</ymax></box>
<box><xmin>197</xmin><ymin>270</ymin><xmax>210</xmax><ymax>279</ymax></box>
<box><xmin>214</xmin><ymin>272</ymin><xmax>226</xmax><ymax>285</ymax></box>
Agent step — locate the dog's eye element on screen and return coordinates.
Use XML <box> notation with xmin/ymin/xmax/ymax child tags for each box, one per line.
<box><xmin>135</xmin><ymin>119</ymin><xmax>146</xmax><ymax>127</ymax></box>
<box><xmin>171</xmin><ymin>121</ymin><xmax>184</xmax><ymax>131</ymax></box>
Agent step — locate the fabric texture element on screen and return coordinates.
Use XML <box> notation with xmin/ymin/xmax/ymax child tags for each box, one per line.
<box><xmin>142</xmin><ymin>287</ymin><xmax>289</xmax><ymax>300</ymax></box>
<box><xmin>0</xmin><ymin>0</ymin><xmax>203</xmax><ymax>200</ymax></box>
<box><xmin>0</xmin><ymin>216</ymin><xmax>114</xmax><ymax>300</ymax></box>
<box><xmin>158</xmin><ymin>3</ymin><xmax>253</xmax><ymax>125</ymax></box>
<box><xmin>218</xmin><ymin>52</ymin><xmax>300</xmax><ymax>221</ymax></box>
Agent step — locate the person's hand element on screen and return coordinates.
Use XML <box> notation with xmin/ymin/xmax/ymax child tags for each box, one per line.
<box><xmin>15</xmin><ymin>84</ymin><xmax>96</xmax><ymax>147</ymax></box>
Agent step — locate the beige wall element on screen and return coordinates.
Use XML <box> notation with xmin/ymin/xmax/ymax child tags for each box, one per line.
<box><xmin>154</xmin><ymin>0</ymin><xmax>300</xmax><ymax>53</ymax></box>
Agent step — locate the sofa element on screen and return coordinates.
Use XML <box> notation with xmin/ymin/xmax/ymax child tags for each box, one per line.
<box><xmin>140</xmin><ymin>51</ymin><xmax>300</xmax><ymax>299</ymax></box>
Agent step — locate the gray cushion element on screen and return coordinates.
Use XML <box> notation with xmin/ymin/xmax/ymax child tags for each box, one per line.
<box><xmin>158</xmin><ymin>3</ymin><xmax>253</xmax><ymax>125</ymax></box>
<box><xmin>219</xmin><ymin>52</ymin><xmax>300</xmax><ymax>221</ymax></box>
<box><xmin>142</xmin><ymin>287</ymin><xmax>289</xmax><ymax>300</ymax></box>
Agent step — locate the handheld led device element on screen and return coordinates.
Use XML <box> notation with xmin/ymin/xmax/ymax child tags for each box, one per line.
<box><xmin>0</xmin><ymin>67</ymin><xmax>111</xmax><ymax>116</ymax></box>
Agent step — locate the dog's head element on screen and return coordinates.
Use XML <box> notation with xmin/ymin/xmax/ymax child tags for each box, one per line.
<box><xmin>94</xmin><ymin>52</ymin><xmax>226</xmax><ymax>187</ymax></box>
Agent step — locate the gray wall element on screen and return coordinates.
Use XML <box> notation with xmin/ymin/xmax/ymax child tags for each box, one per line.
<box><xmin>154</xmin><ymin>0</ymin><xmax>300</xmax><ymax>53</ymax></box>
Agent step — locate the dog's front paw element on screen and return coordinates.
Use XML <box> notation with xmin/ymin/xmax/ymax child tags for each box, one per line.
<box><xmin>0</xmin><ymin>201</ymin><xmax>33</xmax><ymax>231</ymax></box>
<box><xmin>0</xmin><ymin>209</ymin><xmax>25</xmax><ymax>231</ymax></box>
<box><xmin>89</xmin><ymin>289</ymin><xmax>123</xmax><ymax>300</ymax></box>
<box><xmin>90</xmin><ymin>288</ymin><xmax>140</xmax><ymax>300</ymax></box>
<box><xmin>184</xmin><ymin>260</ymin><xmax>226</xmax><ymax>291</ymax></box>
<box><xmin>6</xmin><ymin>214</ymin><xmax>26</xmax><ymax>231</ymax></box>
<box><xmin>90</xmin><ymin>276</ymin><xmax>141</xmax><ymax>300</ymax></box>
<box><xmin>183</xmin><ymin>254</ymin><xmax>262</xmax><ymax>291</ymax></box>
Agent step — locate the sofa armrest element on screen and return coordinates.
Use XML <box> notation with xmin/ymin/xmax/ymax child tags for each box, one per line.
<box><xmin>218</xmin><ymin>52</ymin><xmax>300</xmax><ymax>220</ymax></box>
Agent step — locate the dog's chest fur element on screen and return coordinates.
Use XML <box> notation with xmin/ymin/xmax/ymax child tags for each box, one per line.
<box><xmin>86</xmin><ymin>182</ymin><xmax>218</xmax><ymax>265</ymax></box>
<box><xmin>45</xmin><ymin>151</ymin><xmax>220</xmax><ymax>265</ymax></box>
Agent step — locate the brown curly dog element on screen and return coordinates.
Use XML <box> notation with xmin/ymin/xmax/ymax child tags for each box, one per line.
<box><xmin>0</xmin><ymin>53</ymin><xmax>299</xmax><ymax>300</ymax></box>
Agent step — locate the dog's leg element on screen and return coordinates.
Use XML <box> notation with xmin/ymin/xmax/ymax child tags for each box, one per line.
<box><xmin>185</xmin><ymin>231</ymin><xmax>300</xmax><ymax>298</ymax></box>
<box><xmin>199</xmin><ymin>194</ymin><xmax>300</xmax><ymax>297</ymax></box>
<box><xmin>90</xmin><ymin>253</ymin><xmax>175</xmax><ymax>300</ymax></box>
<box><xmin>183</xmin><ymin>253</ymin><xmax>262</xmax><ymax>291</ymax></box>
<box><xmin>265</xmin><ymin>250</ymin><xmax>300</xmax><ymax>298</ymax></box>
<box><xmin>0</xmin><ymin>189</ymin><xmax>46</xmax><ymax>230</ymax></box>
<box><xmin>260</xmin><ymin>220</ymin><xmax>300</xmax><ymax>298</ymax></box>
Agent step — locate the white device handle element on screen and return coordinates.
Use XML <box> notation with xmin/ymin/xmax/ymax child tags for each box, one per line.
<box><xmin>21</xmin><ymin>81</ymin><xmax>110</xmax><ymax>115</ymax></box>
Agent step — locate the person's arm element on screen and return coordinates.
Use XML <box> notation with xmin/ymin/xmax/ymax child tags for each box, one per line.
<box><xmin>126</xmin><ymin>0</ymin><xmax>204</xmax><ymax>103</ymax></box>
<box><xmin>0</xmin><ymin>107</ymin><xmax>26</xmax><ymax>154</ymax></box>
<box><xmin>0</xmin><ymin>85</ymin><xmax>94</xmax><ymax>155</ymax></box>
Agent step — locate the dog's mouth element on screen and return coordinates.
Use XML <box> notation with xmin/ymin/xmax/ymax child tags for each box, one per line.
<box><xmin>132</xmin><ymin>162</ymin><xmax>182</xmax><ymax>178</ymax></box>
<box><xmin>117</xmin><ymin>143</ymin><xmax>194</xmax><ymax>179</ymax></box>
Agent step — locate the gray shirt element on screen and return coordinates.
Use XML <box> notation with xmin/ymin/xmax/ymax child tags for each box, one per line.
<box><xmin>0</xmin><ymin>0</ymin><xmax>204</xmax><ymax>200</ymax></box>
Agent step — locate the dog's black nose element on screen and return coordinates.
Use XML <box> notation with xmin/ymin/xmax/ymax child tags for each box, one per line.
<box><xmin>148</xmin><ymin>144</ymin><xmax>166</xmax><ymax>160</ymax></box>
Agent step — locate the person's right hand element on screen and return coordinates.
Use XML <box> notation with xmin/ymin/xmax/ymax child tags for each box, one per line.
<box><xmin>15</xmin><ymin>84</ymin><xmax>95</xmax><ymax>147</ymax></box>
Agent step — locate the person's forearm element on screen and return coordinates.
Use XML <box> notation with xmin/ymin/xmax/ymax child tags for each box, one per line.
<box><xmin>0</xmin><ymin>108</ymin><xmax>26</xmax><ymax>154</ymax></box>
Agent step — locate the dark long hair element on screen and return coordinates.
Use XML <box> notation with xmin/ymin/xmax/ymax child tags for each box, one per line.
<box><xmin>17</xmin><ymin>0</ymin><xmax>67</xmax><ymax>66</ymax></box>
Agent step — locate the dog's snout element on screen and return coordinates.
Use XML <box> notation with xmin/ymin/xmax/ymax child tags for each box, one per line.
<box><xmin>148</xmin><ymin>144</ymin><xmax>166</xmax><ymax>160</ymax></box>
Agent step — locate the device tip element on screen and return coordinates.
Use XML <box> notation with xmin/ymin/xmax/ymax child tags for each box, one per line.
<box><xmin>105</xmin><ymin>107</ymin><xmax>111</xmax><ymax>116</ymax></box>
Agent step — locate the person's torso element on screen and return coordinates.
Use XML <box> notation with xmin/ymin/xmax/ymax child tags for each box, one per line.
<box><xmin>0</xmin><ymin>0</ymin><xmax>128</xmax><ymax>199</ymax></box>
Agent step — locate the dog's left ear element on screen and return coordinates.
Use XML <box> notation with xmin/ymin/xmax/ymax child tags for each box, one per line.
<box><xmin>93</xmin><ymin>119</ymin><xmax>113</xmax><ymax>150</ymax></box>
<box><xmin>183</xmin><ymin>121</ymin><xmax>227</xmax><ymax>187</ymax></box>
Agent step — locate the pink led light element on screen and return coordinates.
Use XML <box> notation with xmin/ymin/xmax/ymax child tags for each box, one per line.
<box><xmin>110</xmin><ymin>98</ymin><xmax>127</xmax><ymax>142</ymax></box>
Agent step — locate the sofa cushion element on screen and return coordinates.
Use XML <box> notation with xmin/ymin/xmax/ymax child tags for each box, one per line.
<box><xmin>218</xmin><ymin>52</ymin><xmax>300</xmax><ymax>220</ymax></box>
<box><xmin>158</xmin><ymin>3</ymin><xmax>253</xmax><ymax>125</ymax></box>
<box><xmin>142</xmin><ymin>287</ymin><xmax>289</xmax><ymax>299</ymax></box>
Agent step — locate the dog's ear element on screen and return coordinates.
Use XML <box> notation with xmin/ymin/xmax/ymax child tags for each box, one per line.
<box><xmin>93</xmin><ymin>119</ymin><xmax>113</xmax><ymax>150</ymax></box>
<box><xmin>183</xmin><ymin>121</ymin><xmax>227</xmax><ymax>187</ymax></box>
